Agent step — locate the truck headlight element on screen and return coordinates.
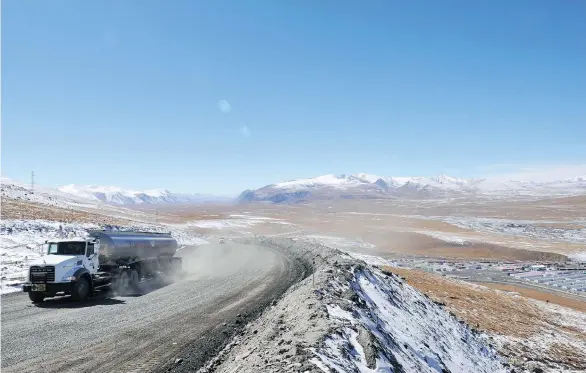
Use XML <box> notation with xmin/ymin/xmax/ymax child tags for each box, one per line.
<box><xmin>62</xmin><ymin>276</ymin><xmax>77</xmax><ymax>281</ymax></box>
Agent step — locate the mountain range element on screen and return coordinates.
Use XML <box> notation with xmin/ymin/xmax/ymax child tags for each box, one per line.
<box><xmin>57</xmin><ymin>184</ymin><xmax>228</xmax><ymax>205</ymax></box>
<box><xmin>1</xmin><ymin>178</ymin><xmax>229</xmax><ymax>207</ymax></box>
<box><xmin>4</xmin><ymin>172</ymin><xmax>586</xmax><ymax>207</ymax></box>
<box><xmin>238</xmin><ymin>173</ymin><xmax>586</xmax><ymax>203</ymax></box>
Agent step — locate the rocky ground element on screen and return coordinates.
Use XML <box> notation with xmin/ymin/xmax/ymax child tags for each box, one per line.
<box><xmin>201</xmin><ymin>237</ymin><xmax>507</xmax><ymax>373</ymax></box>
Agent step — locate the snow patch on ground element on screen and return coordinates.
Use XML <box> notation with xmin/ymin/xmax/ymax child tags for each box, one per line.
<box><xmin>297</xmin><ymin>235</ymin><xmax>376</xmax><ymax>250</ymax></box>
<box><xmin>312</xmin><ymin>328</ymin><xmax>387</xmax><ymax>373</ymax></box>
<box><xmin>312</xmin><ymin>266</ymin><xmax>506</xmax><ymax>373</ymax></box>
<box><xmin>444</xmin><ymin>216</ymin><xmax>586</xmax><ymax>245</ymax></box>
<box><xmin>345</xmin><ymin>252</ymin><xmax>395</xmax><ymax>267</ymax></box>
<box><xmin>403</xmin><ymin>215</ymin><xmax>586</xmax><ymax>245</ymax></box>
<box><xmin>568</xmin><ymin>252</ymin><xmax>586</xmax><ymax>262</ymax></box>
<box><xmin>228</xmin><ymin>214</ymin><xmax>279</xmax><ymax>220</ymax></box>
<box><xmin>415</xmin><ymin>231</ymin><xmax>471</xmax><ymax>245</ymax></box>
<box><xmin>188</xmin><ymin>215</ymin><xmax>293</xmax><ymax>230</ymax></box>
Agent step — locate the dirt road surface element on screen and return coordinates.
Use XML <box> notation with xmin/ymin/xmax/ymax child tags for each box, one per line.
<box><xmin>1</xmin><ymin>243</ymin><xmax>308</xmax><ymax>373</ymax></box>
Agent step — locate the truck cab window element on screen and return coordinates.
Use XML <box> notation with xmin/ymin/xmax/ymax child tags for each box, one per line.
<box><xmin>48</xmin><ymin>243</ymin><xmax>58</xmax><ymax>254</ymax></box>
<box><xmin>47</xmin><ymin>242</ymin><xmax>86</xmax><ymax>255</ymax></box>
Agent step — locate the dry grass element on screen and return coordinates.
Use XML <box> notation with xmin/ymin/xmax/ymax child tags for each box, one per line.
<box><xmin>387</xmin><ymin>267</ymin><xmax>542</xmax><ymax>338</ymax></box>
<box><xmin>130</xmin><ymin>204</ymin><xmax>232</xmax><ymax>223</ymax></box>
<box><xmin>364</xmin><ymin>231</ymin><xmax>568</xmax><ymax>261</ymax></box>
<box><xmin>1</xmin><ymin>199</ymin><xmax>134</xmax><ymax>226</ymax></box>
<box><xmin>390</xmin><ymin>218</ymin><xmax>473</xmax><ymax>233</ymax></box>
<box><xmin>478</xmin><ymin>282</ymin><xmax>586</xmax><ymax>313</ymax></box>
<box><xmin>541</xmin><ymin>195</ymin><xmax>586</xmax><ymax>208</ymax></box>
<box><xmin>385</xmin><ymin>266</ymin><xmax>586</xmax><ymax>370</ymax></box>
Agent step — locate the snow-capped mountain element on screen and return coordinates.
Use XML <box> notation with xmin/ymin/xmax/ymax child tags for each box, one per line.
<box><xmin>1</xmin><ymin>178</ymin><xmax>229</xmax><ymax>207</ymax></box>
<box><xmin>1</xmin><ymin>177</ymin><xmax>101</xmax><ymax>209</ymax></box>
<box><xmin>239</xmin><ymin>173</ymin><xmax>586</xmax><ymax>203</ymax></box>
<box><xmin>57</xmin><ymin>184</ymin><xmax>229</xmax><ymax>205</ymax></box>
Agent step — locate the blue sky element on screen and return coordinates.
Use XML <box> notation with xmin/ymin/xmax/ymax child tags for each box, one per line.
<box><xmin>2</xmin><ymin>0</ymin><xmax>585</xmax><ymax>195</ymax></box>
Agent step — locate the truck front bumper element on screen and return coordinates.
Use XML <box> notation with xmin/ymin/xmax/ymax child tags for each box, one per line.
<box><xmin>23</xmin><ymin>282</ymin><xmax>73</xmax><ymax>294</ymax></box>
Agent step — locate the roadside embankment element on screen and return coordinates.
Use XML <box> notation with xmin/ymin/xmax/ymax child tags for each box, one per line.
<box><xmin>204</xmin><ymin>237</ymin><xmax>506</xmax><ymax>373</ymax></box>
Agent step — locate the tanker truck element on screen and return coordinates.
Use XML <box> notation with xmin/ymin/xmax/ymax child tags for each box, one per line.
<box><xmin>23</xmin><ymin>230</ymin><xmax>182</xmax><ymax>303</ymax></box>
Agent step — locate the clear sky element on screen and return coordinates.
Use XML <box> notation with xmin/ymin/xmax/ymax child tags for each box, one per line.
<box><xmin>2</xmin><ymin>0</ymin><xmax>585</xmax><ymax>195</ymax></box>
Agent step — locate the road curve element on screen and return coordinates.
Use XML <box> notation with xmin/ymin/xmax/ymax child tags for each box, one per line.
<box><xmin>1</xmin><ymin>243</ymin><xmax>308</xmax><ymax>373</ymax></box>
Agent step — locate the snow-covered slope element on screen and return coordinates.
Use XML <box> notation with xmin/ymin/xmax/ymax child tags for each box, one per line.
<box><xmin>239</xmin><ymin>173</ymin><xmax>586</xmax><ymax>203</ymax></box>
<box><xmin>57</xmin><ymin>184</ymin><xmax>229</xmax><ymax>205</ymax></box>
<box><xmin>313</xmin><ymin>264</ymin><xmax>506</xmax><ymax>372</ymax></box>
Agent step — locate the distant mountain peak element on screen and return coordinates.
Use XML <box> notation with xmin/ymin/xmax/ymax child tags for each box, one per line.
<box><xmin>239</xmin><ymin>172</ymin><xmax>586</xmax><ymax>203</ymax></box>
<box><xmin>57</xmin><ymin>184</ymin><xmax>229</xmax><ymax>205</ymax></box>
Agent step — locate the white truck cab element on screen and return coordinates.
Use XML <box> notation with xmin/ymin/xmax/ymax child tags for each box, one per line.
<box><xmin>24</xmin><ymin>237</ymin><xmax>99</xmax><ymax>302</ymax></box>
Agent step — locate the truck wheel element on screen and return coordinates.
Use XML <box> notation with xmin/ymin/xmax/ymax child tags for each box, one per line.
<box><xmin>28</xmin><ymin>292</ymin><xmax>45</xmax><ymax>303</ymax></box>
<box><xmin>130</xmin><ymin>269</ymin><xmax>140</xmax><ymax>291</ymax></box>
<box><xmin>116</xmin><ymin>270</ymin><xmax>130</xmax><ymax>295</ymax></box>
<box><xmin>71</xmin><ymin>277</ymin><xmax>90</xmax><ymax>301</ymax></box>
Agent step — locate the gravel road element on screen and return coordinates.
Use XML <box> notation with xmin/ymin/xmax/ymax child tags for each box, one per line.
<box><xmin>1</xmin><ymin>242</ymin><xmax>309</xmax><ymax>373</ymax></box>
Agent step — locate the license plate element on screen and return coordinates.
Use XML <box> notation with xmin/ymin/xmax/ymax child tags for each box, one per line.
<box><xmin>31</xmin><ymin>284</ymin><xmax>46</xmax><ymax>291</ymax></box>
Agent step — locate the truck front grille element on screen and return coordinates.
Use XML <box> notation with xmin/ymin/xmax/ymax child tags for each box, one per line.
<box><xmin>30</xmin><ymin>266</ymin><xmax>55</xmax><ymax>283</ymax></box>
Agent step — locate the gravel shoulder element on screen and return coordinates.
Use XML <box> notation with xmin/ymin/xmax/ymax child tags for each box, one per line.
<box><xmin>1</xmin><ymin>242</ymin><xmax>309</xmax><ymax>373</ymax></box>
<box><xmin>197</xmin><ymin>237</ymin><xmax>338</xmax><ymax>373</ymax></box>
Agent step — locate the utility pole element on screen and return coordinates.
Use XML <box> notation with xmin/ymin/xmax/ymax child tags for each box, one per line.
<box><xmin>31</xmin><ymin>171</ymin><xmax>35</xmax><ymax>193</ymax></box>
<box><xmin>312</xmin><ymin>258</ymin><xmax>315</xmax><ymax>287</ymax></box>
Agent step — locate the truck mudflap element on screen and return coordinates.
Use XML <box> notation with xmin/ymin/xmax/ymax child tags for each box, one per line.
<box><xmin>23</xmin><ymin>282</ymin><xmax>73</xmax><ymax>294</ymax></box>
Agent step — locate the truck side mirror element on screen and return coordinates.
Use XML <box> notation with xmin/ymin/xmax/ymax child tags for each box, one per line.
<box><xmin>86</xmin><ymin>243</ymin><xmax>95</xmax><ymax>257</ymax></box>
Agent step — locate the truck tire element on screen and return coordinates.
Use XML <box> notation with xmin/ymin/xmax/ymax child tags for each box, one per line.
<box><xmin>28</xmin><ymin>292</ymin><xmax>45</xmax><ymax>303</ymax></box>
<box><xmin>116</xmin><ymin>270</ymin><xmax>130</xmax><ymax>295</ymax></box>
<box><xmin>71</xmin><ymin>277</ymin><xmax>90</xmax><ymax>301</ymax></box>
<box><xmin>130</xmin><ymin>269</ymin><xmax>140</xmax><ymax>291</ymax></box>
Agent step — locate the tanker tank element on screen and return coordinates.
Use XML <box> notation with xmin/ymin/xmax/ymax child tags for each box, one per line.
<box><xmin>89</xmin><ymin>230</ymin><xmax>178</xmax><ymax>264</ymax></box>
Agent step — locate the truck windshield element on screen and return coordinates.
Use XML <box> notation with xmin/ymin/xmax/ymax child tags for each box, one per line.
<box><xmin>47</xmin><ymin>242</ymin><xmax>86</xmax><ymax>255</ymax></box>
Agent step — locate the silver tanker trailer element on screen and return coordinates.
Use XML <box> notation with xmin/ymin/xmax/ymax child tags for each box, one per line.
<box><xmin>23</xmin><ymin>230</ymin><xmax>182</xmax><ymax>303</ymax></box>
